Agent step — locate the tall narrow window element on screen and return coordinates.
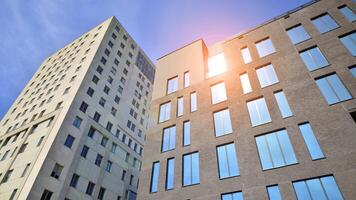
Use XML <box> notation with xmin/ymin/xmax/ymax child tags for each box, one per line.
<box><xmin>256</xmin><ymin>64</ymin><xmax>279</xmax><ymax>88</ymax></box>
<box><xmin>213</xmin><ymin>109</ymin><xmax>233</xmax><ymax>137</ymax></box>
<box><xmin>166</xmin><ymin>158</ymin><xmax>175</xmax><ymax>190</ymax></box>
<box><xmin>211</xmin><ymin>82</ymin><xmax>227</xmax><ymax>104</ymax></box>
<box><xmin>267</xmin><ymin>185</ymin><xmax>282</xmax><ymax>200</ymax></box>
<box><xmin>274</xmin><ymin>91</ymin><xmax>293</xmax><ymax>118</ymax></box>
<box><xmin>293</xmin><ymin>175</ymin><xmax>343</xmax><ymax>200</ymax></box>
<box><xmin>339</xmin><ymin>5</ymin><xmax>356</xmax><ymax>22</ymax></box>
<box><xmin>299</xmin><ymin>46</ymin><xmax>329</xmax><ymax>71</ymax></box>
<box><xmin>240</xmin><ymin>73</ymin><xmax>252</xmax><ymax>94</ymax></box>
<box><xmin>221</xmin><ymin>191</ymin><xmax>243</xmax><ymax>200</ymax></box>
<box><xmin>247</xmin><ymin>97</ymin><xmax>271</xmax><ymax>127</ymax></box>
<box><xmin>21</xmin><ymin>163</ymin><xmax>31</xmax><ymax>177</ymax></box>
<box><xmin>150</xmin><ymin>162</ymin><xmax>160</xmax><ymax>193</ymax></box>
<box><xmin>183</xmin><ymin>121</ymin><xmax>190</xmax><ymax>146</ymax></box>
<box><xmin>255</xmin><ymin>38</ymin><xmax>276</xmax><ymax>57</ymax></box>
<box><xmin>70</xmin><ymin>174</ymin><xmax>79</xmax><ymax>188</ymax></box>
<box><xmin>190</xmin><ymin>92</ymin><xmax>197</xmax><ymax>112</ymax></box>
<box><xmin>167</xmin><ymin>76</ymin><xmax>178</xmax><ymax>94</ymax></box>
<box><xmin>255</xmin><ymin>129</ymin><xmax>297</xmax><ymax>170</ymax></box>
<box><xmin>159</xmin><ymin>102</ymin><xmax>171</xmax><ymax>123</ymax></box>
<box><xmin>162</xmin><ymin>126</ymin><xmax>176</xmax><ymax>152</ymax></box>
<box><xmin>177</xmin><ymin>97</ymin><xmax>184</xmax><ymax>117</ymax></box>
<box><xmin>349</xmin><ymin>65</ymin><xmax>356</xmax><ymax>77</ymax></box>
<box><xmin>298</xmin><ymin>122</ymin><xmax>325</xmax><ymax>160</ymax></box>
<box><xmin>183</xmin><ymin>152</ymin><xmax>199</xmax><ymax>186</ymax></box>
<box><xmin>217</xmin><ymin>143</ymin><xmax>239</xmax><ymax>179</ymax></box>
<box><xmin>339</xmin><ymin>32</ymin><xmax>356</xmax><ymax>56</ymax></box>
<box><xmin>207</xmin><ymin>53</ymin><xmax>227</xmax><ymax>77</ymax></box>
<box><xmin>311</xmin><ymin>13</ymin><xmax>339</xmax><ymax>34</ymax></box>
<box><xmin>287</xmin><ymin>24</ymin><xmax>311</xmax><ymax>44</ymax></box>
<box><xmin>241</xmin><ymin>47</ymin><xmax>252</xmax><ymax>64</ymax></box>
<box><xmin>50</xmin><ymin>163</ymin><xmax>63</xmax><ymax>179</ymax></box>
<box><xmin>86</xmin><ymin>182</ymin><xmax>95</xmax><ymax>195</ymax></box>
<box><xmin>64</xmin><ymin>135</ymin><xmax>75</xmax><ymax>148</ymax></box>
<box><xmin>184</xmin><ymin>71</ymin><xmax>190</xmax><ymax>88</ymax></box>
<box><xmin>40</xmin><ymin>189</ymin><xmax>53</xmax><ymax>200</ymax></box>
<box><xmin>315</xmin><ymin>73</ymin><xmax>352</xmax><ymax>105</ymax></box>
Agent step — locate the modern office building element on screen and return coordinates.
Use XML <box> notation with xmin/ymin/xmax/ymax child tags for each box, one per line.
<box><xmin>138</xmin><ymin>0</ymin><xmax>356</xmax><ymax>199</ymax></box>
<box><xmin>0</xmin><ymin>16</ymin><xmax>155</xmax><ymax>200</ymax></box>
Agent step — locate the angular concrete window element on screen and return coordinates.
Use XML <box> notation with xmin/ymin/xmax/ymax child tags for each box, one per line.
<box><xmin>255</xmin><ymin>38</ymin><xmax>276</xmax><ymax>57</ymax></box>
<box><xmin>159</xmin><ymin>101</ymin><xmax>171</xmax><ymax>123</ymax></box>
<box><xmin>287</xmin><ymin>24</ymin><xmax>311</xmax><ymax>44</ymax></box>
<box><xmin>274</xmin><ymin>91</ymin><xmax>293</xmax><ymax>118</ymax></box>
<box><xmin>183</xmin><ymin>152</ymin><xmax>200</xmax><ymax>186</ymax></box>
<box><xmin>162</xmin><ymin>126</ymin><xmax>176</xmax><ymax>152</ymax></box>
<box><xmin>339</xmin><ymin>32</ymin><xmax>356</xmax><ymax>56</ymax></box>
<box><xmin>217</xmin><ymin>143</ymin><xmax>239</xmax><ymax>179</ymax></box>
<box><xmin>150</xmin><ymin>162</ymin><xmax>160</xmax><ymax>193</ymax></box>
<box><xmin>256</xmin><ymin>64</ymin><xmax>279</xmax><ymax>88</ymax></box>
<box><xmin>300</xmin><ymin>46</ymin><xmax>329</xmax><ymax>71</ymax></box>
<box><xmin>339</xmin><ymin>5</ymin><xmax>356</xmax><ymax>22</ymax></box>
<box><xmin>311</xmin><ymin>13</ymin><xmax>339</xmax><ymax>34</ymax></box>
<box><xmin>207</xmin><ymin>52</ymin><xmax>227</xmax><ymax>77</ymax></box>
<box><xmin>240</xmin><ymin>73</ymin><xmax>252</xmax><ymax>94</ymax></box>
<box><xmin>210</xmin><ymin>82</ymin><xmax>227</xmax><ymax>104</ymax></box>
<box><xmin>241</xmin><ymin>47</ymin><xmax>252</xmax><ymax>64</ymax></box>
<box><xmin>213</xmin><ymin>109</ymin><xmax>233</xmax><ymax>137</ymax></box>
<box><xmin>247</xmin><ymin>97</ymin><xmax>271</xmax><ymax>127</ymax></box>
<box><xmin>167</xmin><ymin>76</ymin><xmax>178</xmax><ymax>94</ymax></box>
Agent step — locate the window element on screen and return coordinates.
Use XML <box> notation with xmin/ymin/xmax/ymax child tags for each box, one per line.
<box><xmin>286</xmin><ymin>24</ymin><xmax>311</xmax><ymax>44</ymax></box>
<box><xmin>93</xmin><ymin>112</ymin><xmax>101</xmax><ymax>122</ymax></box>
<box><xmin>18</xmin><ymin>143</ymin><xmax>28</xmax><ymax>154</ymax></box>
<box><xmin>1</xmin><ymin>169</ymin><xmax>13</xmax><ymax>183</ymax></box>
<box><xmin>241</xmin><ymin>47</ymin><xmax>252</xmax><ymax>64</ymax></box>
<box><xmin>167</xmin><ymin>76</ymin><xmax>178</xmax><ymax>94</ymax></box>
<box><xmin>98</xmin><ymin>187</ymin><xmax>106</xmax><ymax>200</ymax></box>
<box><xmin>221</xmin><ymin>191</ymin><xmax>243</xmax><ymax>200</ymax></box>
<box><xmin>1</xmin><ymin>150</ymin><xmax>9</xmax><ymax>161</ymax></box>
<box><xmin>150</xmin><ymin>162</ymin><xmax>160</xmax><ymax>193</ymax></box>
<box><xmin>79</xmin><ymin>101</ymin><xmax>88</xmax><ymax>113</ymax></box>
<box><xmin>64</xmin><ymin>135</ymin><xmax>75</xmax><ymax>148</ymax></box>
<box><xmin>213</xmin><ymin>109</ymin><xmax>233</xmax><ymax>137</ymax></box>
<box><xmin>255</xmin><ymin>129</ymin><xmax>297</xmax><ymax>170</ymax></box>
<box><xmin>184</xmin><ymin>71</ymin><xmax>190</xmax><ymax>88</ymax></box>
<box><xmin>267</xmin><ymin>185</ymin><xmax>282</xmax><ymax>200</ymax></box>
<box><xmin>274</xmin><ymin>91</ymin><xmax>293</xmax><ymax>118</ymax></box>
<box><xmin>87</xmin><ymin>87</ymin><xmax>94</xmax><ymax>97</ymax></box>
<box><xmin>72</xmin><ymin>116</ymin><xmax>82</xmax><ymax>128</ymax></box>
<box><xmin>255</xmin><ymin>38</ymin><xmax>276</xmax><ymax>57</ymax></box>
<box><xmin>159</xmin><ymin>102</ymin><xmax>171</xmax><ymax>123</ymax></box>
<box><xmin>121</xmin><ymin>170</ymin><xmax>126</xmax><ymax>180</ymax></box>
<box><xmin>95</xmin><ymin>154</ymin><xmax>103</xmax><ymax>166</ymax></box>
<box><xmin>298</xmin><ymin>123</ymin><xmax>325</xmax><ymax>160</ymax></box>
<box><xmin>99</xmin><ymin>97</ymin><xmax>106</xmax><ymax>107</ymax></box>
<box><xmin>166</xmin><ymin>158</ymin><xmax>175</xmax><ymax>190</ymax></box>
<box><xmin>9</xmin><ymin>189</ymin><xmax>17</xmax><ymax>200</ymax></box>
<box><xmin>81</xmin><ymin>145</ymin><xmax>89</xmax><ymax>158</ymax></box>
<box><xmin>106</xmin><ymin>160</ymin><xmax>112</xmax><ymax>172</ymax></box>
<box><xmin>21</xmin><ymin>163</ymin><xmax>30</xmax><ymax>177</ymax></box>
<box><xmin>211</xmin><ymin>82</ymin><xmax>227</xmax><ymax>104</ymax></box>
<box><xmin>190</xmin><ymin>92</ymin><xmax>197</xmax><ymax>112</ymax></box>
<box><xmin>240</xmin><ymin>73</ymin><xmax>252</xmax><ymax>94</ymax></box>
<box><xmin>86</xmin><ymin>182</ymin><xmax>95</xmax><ymax>195</ymax></box>
<box><xmin>339</xmin><ymin>32</ymin><xmax>356</xmax><ymax>56</ymax></box>
<box><xmin>350</xmin><ymin>66</ymin><xmax>356</xmax><ymax>77</ymax></box>
<box><xmin>207</xmin><ymin>53</ymin><xmax>227</xmax><ymax>77</ymax></box>
<box><xmin>183</xmin><ymin>152</ymin><xmax>199</xmax><ymax>186</ymax></box>
<box><xmin>177</xmin><ymin>97</ymin><xmax>184</xmax><ymax>117</ymax></box>
<box><xmin>101</xmin><ymin>136</ymin><xmax>108</xmax><ymax>147</ymax></box>
<box><xmin>256</xmin><ymin>64</ymin><xmax>279</xmax><ymax>88</ymax></box>
<box><xmin>311</xmin><ymin>13</ymin><xmax>339</xmax><ymax>34</ymax></box>
<box><xmin>247</xmin><ymin>97</ymin><xmax>271</xmax><ymax>127</ymax></box>
<box><xmin>315</xmin><ymin>73</ymin><xmax>352</xmax><ymax>105</ymax></box>
<box><xmin>162</xmin><ymin>126</ymin><xmax>176</xmax><ymax>152</ymax></box>
<box><xmin>50</xmin><ymin>163</ymin><xmax>63</xmax><ymax>179</ymax></box>
<box><xmin>217</xmin><ymin>143</ymin><xmax>239</xmax><ymax>179</ymax></box>
<box><xmin>293</xmin><ymin>175</ymin><xmax>343</xmax><ymax>200</ymax></box>
<box><xmin>92</xmin><ymin>75</ymin><xmax>99</xmax><ymax>84</ymax></box>
<box><xmin>96</xmin><ymin>65</ymin><xmax>103</xmax><ymax>74</ymax></box>
<box><xmin>339</xmin><ymin>5</ymin><xmax>356</xmax><ymax>22</ymax></box>
<box><xmin>40</xmin><ymin>189</ymin><xmax>53</xmax><ymax>200</ymax></box>
<box><xmin>299</xmin><ymin>46</ymin><xmax>329</xmax><ymax>71</ymax></box>
<box><xmin>183</xmin><ymin>121</ymin><xmax>190</xmax><ymax>146</ymax></box>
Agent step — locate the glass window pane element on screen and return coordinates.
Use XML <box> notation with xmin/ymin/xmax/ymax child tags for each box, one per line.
<box><xmin>350</xmin><ymin>66</ymin><xmax>356</xmax><ymax>77</ymax></box>
<box><xmin>300</xmin><ymin>47</ymin><xmax>329</xmax><ymax>71</ymax></box>
<box><xmin>316</xmin><ymin>74</ymin><xmax>352</xmax><ymax>105</ymax></box>
<box><xmin>287</xmin><ymin>25</ymin><xmax>311</xmax><ymax>44</ymax></box>
<box><xmin>222</xmin><ymin>192</ymin><xmax>243</xmax><ymax>200</ymax></box>
<box><xmin>340</xmin><ymin>32</ymin><xmax>356</xmax><ymax>56</ymax></box>
<box><xmin>214</xmin><ymin>109</ymin><xmax>233</xmax><ymax>137</ymax></box>
<box><xmin>339</xmin><ymin>6</ymin><xmax>356</xmax><ymax>22</ymax></box>
<box><xmin>266</xmin><ymin>133</ymin><xmax>285</xmax><ymax>168</ymax></box>
<box><xmin>312</xmin><ymin>14</ymin><xmax>339</xmax><ymax>34</ymax></box>
<box><xmin>241</xmin><ymin>47</ymin><xmax>252</xmax><ymax>64</ymax></box>
<box><xmin>183</xmin><ymin>121</ymin><xmax>190</xmax><ymax>146</ymax></box>
<box><xmin>183</xmin><ymin>154</ymin><xmax>191</xmax><ymax>186</ymax></box>
<box><xmin>277</xmin><ymin>130</ymin><xmax>297</xmax><ymax>165</ymax></box>
<box><xmin>190</xmin><ymin>92</ymin><xmax>197</xmax><ymax>112</ymax></box>
<box><xmin>150</xmin><ymin>162</ymin><xmax>160</xmax><ymax>193</ymax></box>
<box><xmin>166</xmin><ymin>158</ymin><xmax>175</xmax><ymax>190</ymax></box>
<box><xmin>320</xmin><ymin>176</ymin><xmax>344</xmax><ymax>200</ymax></box>
<box><xmin>211</xmin><ymin>82</ymin><xmax>227</xmax><ymax>104</ymax></box>
<box><xmin>267</xmin><ymin>185</ymin><xmax>282</xmax><ymax>200</ymax></box>
<box><xmin>316</xmin><ymin>77</ymin><xmax>339</xmax><ymax>104</ymax></box>
<box><xmin>184</xmin><ymin>71</ymin><xmax>190</xmax><ymax>88</ymax></box>
<box><xmin>167</xmin><ymin>77</ymin><xmax>178</xmax><ymax>94</ymax></box>
<box><xmin>328</xmin><ymin>74</ymin><xmax>352</xmax><ymax>101</ymax></box>
<box><xmin>274</xmin><ymin>91</ymin><xmax>293</xmax><ymax>118</ymax></box>
<box><xmin>191</xmin><ymin>153</ymin><xmax>200</xmax><ymax>184</ymax></box>
<box><xmin>256</xmin><ymin>64</ymin><xmax>279</xmax><ymax>88</ymax></box>
<box><xmin>159</xmin><ymin>102</ymin><xmax>171</xmax><ymax>123</ymax></box>
<box><xmin>240</xmin><ymin>73</ymin><xmax>252</xmax><ymax>94</ymax></box>
<box><xmin>298</xmin><ymin>123</ymin><xmax>324</xmax><ymax>160</ymax></box>
<box><xmin>217</xmin><ymin>146</ymin><xmax>230</xmax><ymax>178</ymax></box>
<box><xmin>255</xmin><ymin>136</ymin><xmax>273</xmax><ymax>170</ymax></box>
<box><xmin>162</xmin><ymin>126</ymin><xmax>175</xmax><ymax>152</ymax></box>
<box><xmin>293</xmin><ymin>181</ymin><xmax>312</xmax><ymax>200</ymax></box>
<box><xmin>256</xmin><ymin>38</ymin><xmax>276</xmax><ymax>57</ymax></box>
<box><xmin>306</xmin><ymin>179</ymin><xmax>327</xmax><ymax>200</ymax></box>
<box><xmin>247</xmin><ymin>97</ymin><xmax>272</xmax><ymax>127</ymax></box>
<box><xmin>208</xmin><ymin>53</ymin><xmax>227</xmax><ymax>77</ymax></box>
<box><xmin>226</xmin><ymin>143</ymin><xmax>239</xmax><ymax>177</ymax></box>
<box><xmin>177</xmin><ymin>97</ymin><xmax>184</xmax><ymax>117</ymax></box>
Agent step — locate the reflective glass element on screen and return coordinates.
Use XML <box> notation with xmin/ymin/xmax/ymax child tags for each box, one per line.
<box><xmin>240</xmin><ymin>73</ymin><xmax>252</xmax><ymax>94</ymax></box>
<box><xmin>256</xmin><ymin>64</ymin><xmax>279</xmax><ymax>88</ymax></box>
<box><xmin>298</xmin><ymin>123</ymin><xmax>324</xmax><ymax>160</ymax></box>
<box><xmin>211</xmin><ymin>82</ymin><xmax>227</xmax><ymax>104</ymax></box>
<box><xmin>287</xmin><ymin>25</ymin><xmax>311</xmax><ymax>44</ymax></box>
<box><xmin>340</xmin><ymin>32</ymin><xmax>356</xmax><ymax>56</ymax></box>
<box><xmin>247</xmin><ymin>97</ymin><xmax>271</xmax><ymax>127</ymax></box>
<box><xmin>312</xmin><ymin>14</ymin><xmax>339</xmax><ymax>33</ymax></box>
<box><xmin>274</xmin><ymin>91</ymin><xmax>293</xmax><ymax>118</ymax></box>
<box><xmin>256</xmin><ymin>38</ymin><xmax>276</xmax><ymax>57</ymax></box>
<box><xmin>214</xmin><ymin>109</ymin><xmax>233</xmax><ymax>137</ymax></box>
<box><xmin>300</xmin><ymin>47</ymin><xmax>329</xmax><ymax>71</ymax></box>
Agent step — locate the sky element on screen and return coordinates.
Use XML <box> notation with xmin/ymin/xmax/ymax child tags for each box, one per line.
<box><xmin>0</xmin><ymin>0</ymin><xmax>310</xmax><ymax>119</ymax></box>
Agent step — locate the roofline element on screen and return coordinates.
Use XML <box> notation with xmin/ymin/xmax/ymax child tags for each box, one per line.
<box><xmin>157</xmin><ymin>38</ymin><xmax>204</xmax><ymax>60</ymax></box>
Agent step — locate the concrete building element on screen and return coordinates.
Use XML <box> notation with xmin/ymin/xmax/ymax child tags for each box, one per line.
<box><xmin>138</xmin><ymin>0</ymin><xmax>356</xmax><ymax>199</ymax></box>
<box><xmin>0</xmin><ymin>16</ymin><xmax>155</xmax><ymax>200</ymax></box>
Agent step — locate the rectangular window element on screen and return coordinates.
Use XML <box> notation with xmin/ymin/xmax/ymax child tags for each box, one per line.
<box><xmin>256</xmin><ymin>64</ymin><xmax>279</xmax><ymax>88</ymax></box>
<box><xmin>299</xmin><ymin>46</ymin><xmax>329</xmax><ymax>71</ymax></box>
<box><xmin>293</xmin><ymin>175</ymin><xmax>343</xmax><ymax>200</ymax></box>
<box><xmin>221</xmin><ymin>191</ymin><xmax>243</xmax><ymax>200</ymax></box>
<box><xmin>162</xmin><ymin>126</ymin><xmax>176</xmax><ymax>152</ymax></box>
<box><xmin>339</xmin><ymin>5</ymin><xmax>356</xmax><ymax>22</ymax></box>
<box><xmin>255</xmin><ymin>38</ymin><xmax>276</xmax><ymax>57</ymax></box>
<box><xmin>98</xmin><ymin>187</ymin><xmax>106</xmax><ymax>200</ymax></box>
<box><xmin>255</xmin><ymin>129</ymin><xmax>297</xmax><ymax>170</ymax></box>
<box><xmin>315</xmin><ymin>73</ymin><xmax>352</xmax><ymax>105</ymax></box>
<box><xmin>64</xmin><ymin>135</ymin><xmax>75</xmax><ymax>148</ymax></box>
<box><xmin>184</xmin><ymin>71</ymin><xmax>190</xmax><ymax>88</ymax></box>
<box><xmin>241</xmin><ymin>47</ymin><xmax>252</xmax><ymax>64</ymax></box>
<box><xmin>40</xmin><ymin>189</ymin><xmax>53</xmax><ymax>200</ymax></box>
<box><xmin>159</xmin><ymin>102</ymin><xmax>171</xmax><ymax>123</ymax></box>
<box><xmin>217</xmin><ymin>143</ymin><xmax>239</xmax><ymax>179</ymax></box>
<box><xmin>298</xmin><ymin>123</ymin><xmax>325</xmax><ymax>160</ymax></box>
<box><xmin>339</xmin><ymin>32</ymin><xmax>356</xmax><ymax>56</ymax></box>
<box><xmin>81</xmin><ymin>145</ymin><xmax>89</xmax><ymax>158</ymax></box>
<box><xmin>274</xmin><ymin>91</ymin><xmax>293</xmax><ymax>118</ymax></box>
<box><xmin>213</xmin><ymin>109</ymin><xmax>233</xmax><ymax>137</ymax></box>
<box><xmin>50</xmin><ymin>163</ymin><xmax>63</xmax><ymax>179</ymax></box>
<box><xmin>79</xmin><ymin>102</ymin><xmax>88</xmax><ymax>113</ymax></box>
<box><xmin>211</xmin><ymin>82</ymin><xmax>227</xmax><ymax>104</ymax></box>
<box><xmin>183</xmin><ymin>152</ymin><xmax>200</xmax><ymax>186</ymax></box>
<box><xmin>267</xmin><ymin>185</ymin><xmax>282</xmax><ymax>200</ymax></box>
<box><xmin>190</xmin><ymin>92</ymin><xmax>197</xmax><ymax>112</ymax></box>
<box><xmin>177</xmin><ymin>97</ymin><xmax>183</xmax><ymax>117</ymax></box>
<box><xmin>183</xmin><ymin>121</ymin><xmax>190</xmax><ymax>146</ymax></box>
<box><xmin>95</xmin><ymin>154</ymin><xmax>103</xmax><ymax>166</ymax></box>
<box><xmin>150</xmin><ymin>162</ymin><xmax>160</xmax><ymax>193</ymax></box>
<box><xmin>240</xmin><ymin>73</ymin><xmax>252</xmax><ymax>94</ymax></box>
<box><xmin>350</xmin><ymin>66</ymin><xmax>356</xmax><ymax>77</ymax></box>
<box><xmin>72</xmin><ymin>116</ymin><xmax>82</xmax><ymax>128</ymax></box>
<box><xmin>247</xmin><ymin>97</ymin><xmax>271</xmax><ymax>127</ymax></box>
<box><xmin>166</xmin><ymin>158</ymin><xmax>175</xmax><ymax>190</ymax></box>
<box><xmin>311</xmin><ymin>13</ymin><xmax>339</xmax><ymax>34</ymax></box>
<box><xmin>207</xmin><ymin>52</ymin><xmax>227</xmax><ymax>78</ymax></box>
<box><xmin>86</xmin><ymin>182</ymin><xmax>95</xmax><ymax>195</ymax></box>
<box><xmin>105</xmin><ymin>160</ymin><xmax>112</xmax><ymax>172</ymax></box>
<box><xmin>287</xmin><ymin>24</ymin><xmax>311</xmax><ymax>44</ymax></box>
<box><xmin>167</xmin><ymin>76</ymin><xmax>178</xmax><ymax>94</ymax></box>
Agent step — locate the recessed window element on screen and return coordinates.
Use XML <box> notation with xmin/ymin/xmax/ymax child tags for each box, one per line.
<box><xmin>98</xmin><ymin>187</ymin><xmax>106</xmax><ymax>200</ymax></box>
<box><xmin>64</xmin><ymin>135</ymin><xmax>75</xmax><ymax>148</ymax></box>
<box><xmin>256</xmin><ymin>64</ymin><xmax>279</xmax><ymax>88</ymax></box>
<box><xmin>167</xmin><ymin>76</ymin><xmax>178</xmax><ymax>94</ymax></box>
<box><xmin>247</xmin><ymin>97</ymin><xmax>271</xmax><ymax>127</ymax></box>
<box><xmin>72</xmin><ymin>116</ymin><xmax>82</xmax><ymax>128</ymax></box>
<box><xmin>207</xmin><ymin>53</ymin><xmax>227</xmax><ymax>77</ymax></box>
<box><xmin>183</xmin><ymin>152</ymin><xmax>200</xmax><ymax>186</ymax></box>
<box><xmin>86</xmin><ymin>182</ymin><xmax>95</xmax><ymax>195</ymax></box>
<box><xmin>184</xmin><ymin>71</ymin><xmax>190</xmax><ymax>88</ymax></box>
<box><xmin>274</xmin><ymin>91</ymin><xmax>293</xmax><ymax>118</ymax></box>
<box><xmin>50</xmin><ymin>163</ymin><xmax>63</xmax><ymax>179</ymax></box>
<box><xmin>93</xmin><ymin>112</ymin><xmax>101</xmax><ymax>122</ymax></box>
<box><xmin>177</xmin><ymin>97</ymin><xmax>183</xmax><ymax>117</ymax></box>
<box><xmin>339</xmin><ymin>32</ymin><xmax>356</xmax><ymax>56</ymax></box>
<box><xmin>255</xmin><ymin>129</ymin><xmax>297</xmax><ymax>170</ymax></box>
<box><xmin>255</xmin><ymin>38</ymin><xmax>276</xmax><ymax>57</ymax></box>
<box><xmin>79</xmin><ymin>101</ymin><xmax>88</xmax><ymax>113</ymax></box>
<box><xmin>95</xmin><ymin>154</ymin><xmax>103</xmax><ymax>166</ymax></box>
<box><xmin>159</xmin><ymin>102</ymin><xmax>171</xmax><ymax>123</ymax></box>
<box><xmin>105</xmin><ymin>160</ymin><xmax>112</xmax><ymax>172</ymax></box>
<box><xmin>286</xmin><ymin>24</ymin><xmax>311</xmax><ymax>44</ymax></box>
<box><xmin>150</xmin><ymin>162</ymin><xmax>160</xmax><ymax>193</ymax></box>
<box><xmin>339</xmin><ymin>5</ymin><xmax>356</xmax><ymax>22</ymax></box>
<box><xmin>240</xmin><ymin>73</ymin><xmax>252</xmax><ymax>94</ymax></box>
<box><xmin>267</xmin><ymin>185</ymin><xmax>282</xmax><ymax>200</ymax></box>
<box><xmin>221</xmin><ymin>191</ymin><xmax>243</xmax><ymax>200</ymax></box>
<box><xmin>299</xmin><ymin>46</ymin><xmax>329</xmax><ymax>71</ymax></box>
<box><xmin>315</xmin><ymin>73</ymin><xmax>352</xmax><ymax>105</ymax></box>
<box><xmin>211</xmin><ymin>82</ymin><xmax>227</xmax><ymax>104</ymax></box>
<box><xmin>166</xmin><ymin>158</ymin><xmax>175</xmax><ymax>190</ymax></box>
<box><xmin>183</xmin><ymin>121</ymin><xmax>190</xmax><ymax>146</ymax></box>
<box><xmin>311</xmin><ymin>13</ymin><xmax>339</xmax><ymax>34</ymax></box>
<box><xmin>213</xmin><ymin>109</ymin><xmax>233</xmax><ymax>137</ymax></box>
<box><xmin>190</xmin><ymin>92</ymin><xmax>197</xmax><ymax>112</ymax></box>
<box><xmin>81</xmin><ymin>145</ymin><xmax>89</xmax><ymax>158</ymax></box>
<box><xmin>40</xmin><ymin>189</ymin><xmax>53</xmax><ymax>200</ymax></box>
<box><xmin>298</xmin><ymin>122</ymin><xmax>325</xmax><ymax>160</ymax></box>
<box><xmin>162</xmin><ymin>126</ymin><xmax>176</xmax><ymax>152</ymax></box>
<box><xmin>217</xmin><ymin>143</ymin><xmax>239</xmax><ymax>179</ymax></box>
<box><xmin>241</xmin><ymin>47</ymin><xmax>252</xmax><ymax>64</ymax></box>
<box><xmin>349</xmin><ymin>66</ymin><xmax>356</xmax><ymax>77</ymax></box>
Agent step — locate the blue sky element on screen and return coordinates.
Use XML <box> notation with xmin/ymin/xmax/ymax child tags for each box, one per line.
<box><xmin>0</xmin><ymin>0</ymin><xmax>310</xmax><ymax>118</ymax></box>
